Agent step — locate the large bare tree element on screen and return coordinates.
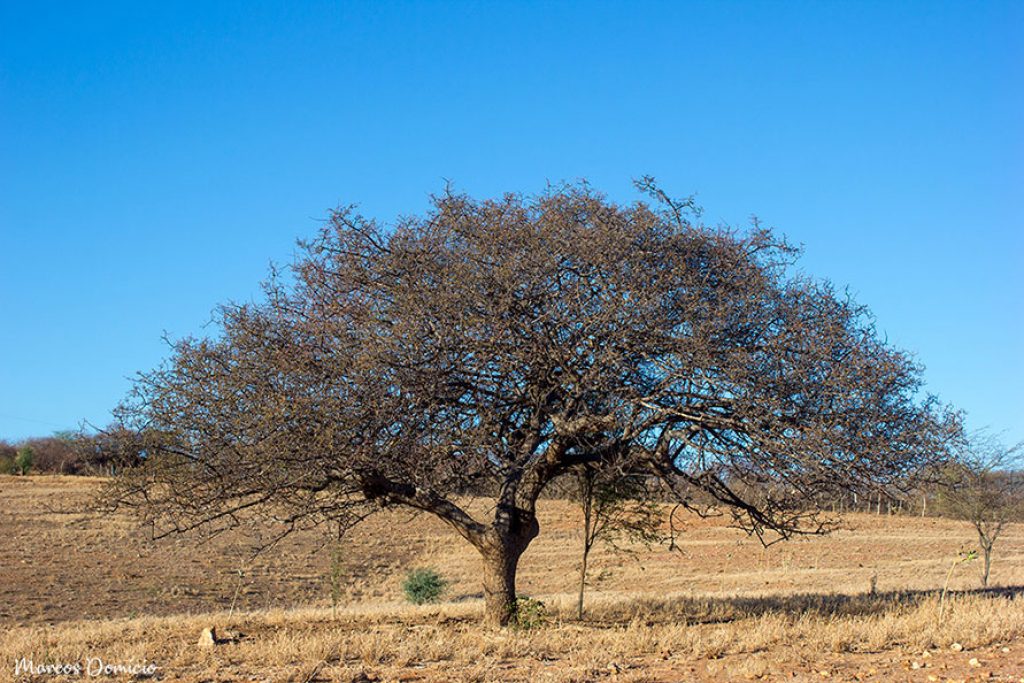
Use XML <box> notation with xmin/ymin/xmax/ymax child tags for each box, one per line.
<box><xmin>108</xmin><ymin>182</ymin><xmax>958</xmax><ymax>626</ymax></box>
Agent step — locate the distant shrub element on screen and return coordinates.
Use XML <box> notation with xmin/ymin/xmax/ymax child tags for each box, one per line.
<box><xmin>2</xmin><ymin>428</ymin><xmax>145</xmax><ymax>476</ymax></box>
<box><xmin>15</xmin><ymin>447</ymin><xmax>34</xmax><ymax>475</ymax></box>
<box><xmin>402</xmin><ymin>568</ymin><xmax>447</xmax><ymax>605</ymax></box>
<box><xmin>13</xmin><ymin>436</ymin><xmax>76</xmax><ymax>473</ymax></box>
<box><xmin>0</xmin><ymin>440</ymin><xmax>15</xmax><ymax>474</ymax></box>
<box><xmin>511</xmin><ymin>596</ymin><xmax>547</xmax><ymax>630</ymax></box>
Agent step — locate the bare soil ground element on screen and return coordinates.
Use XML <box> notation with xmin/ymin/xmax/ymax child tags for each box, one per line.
<box><xmin>2</xmin><ymin>475</ymin><xmax>1024</xmax><ymax>682</ymax></box>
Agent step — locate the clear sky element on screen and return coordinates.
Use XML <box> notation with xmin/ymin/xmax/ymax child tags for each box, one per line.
<box><xmin>1</xmin><ymin>1</ymin><xmax>1021</xmax><ymax>443</ymax></box>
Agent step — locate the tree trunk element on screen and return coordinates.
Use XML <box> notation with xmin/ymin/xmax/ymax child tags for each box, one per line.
<box><xmin>982</xmin><ymin>544</ymin><xmax>992</xmax><ymax>588</ymax></box>
<box><xmin>481</xmin><ymin>544</ymin><xmax>526</xmax><ymax>627</ymax></box>
<box><xmin>577</xmin><ymin>471</ymin><xmax>594</xmax><ymax>621</ymax></box>
<box><xmin>471</xmin><ymin>495</ymin><xmax>541</xmax><ymax>627</ymax></box>
<box><xmin>577</xmin><ymin>544</ymin><xmax>590</xmax><ymax>620</ymax></box>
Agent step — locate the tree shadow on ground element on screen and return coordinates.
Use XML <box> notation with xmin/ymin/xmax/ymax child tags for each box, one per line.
<box><xmin>584</xmin><ymin>585</ymin><xmax>1024</xmax><ymax>626</ymax></box>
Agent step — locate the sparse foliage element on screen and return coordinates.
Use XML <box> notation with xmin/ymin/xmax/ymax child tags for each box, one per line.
<box><xmin>937</xmin><ymin>434</ymin><xmax>1023</xmax><ymax>587</ymax></box>
<box><xmin>104</xmin><ymin>182</ymin><xmax>958</xmax><ymax>626</ymax></box>
<box><xmin>565</xmin><ymin>466</ymin><xmax>664</xmax><ymax>619</ymax></box>
<box><xmin>938</xmin><ymin>547</ymin><xmax>978</xmax><ymax>623</ymax></box>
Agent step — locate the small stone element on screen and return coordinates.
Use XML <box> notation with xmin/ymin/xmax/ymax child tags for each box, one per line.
<box><xmin>197</xmin><ymin>626</ymin><xmax>217</xmax><ymax>648</ymax></box>
<box><xmin>911</xmin><ymin>661</ymin><xmax>922</xmax><ymax>669</ymax></box>
<box><xmin>927</xmin><ymin>676</ymin><xmax>938</xmax><ymax>682</ymax></box>
<box><xmin>1001</xmin><ymin>647</ymin><xmax>1010</xmax><ymax>653</ymax></box>
<box><xmin>951</xmin><ymin>642</ymin><xmax>964</xmax><ymax>652</ymax></box>
<box><xmin>968</xmin><ymin>657</ymin><xmax>981</xmax><ymax>667</ymax></box>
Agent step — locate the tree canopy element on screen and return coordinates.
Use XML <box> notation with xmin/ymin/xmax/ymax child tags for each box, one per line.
<box><xmin>109</xmin><ymin>182</ymin><xmax>958</xmax><ymax>625</ymax></box>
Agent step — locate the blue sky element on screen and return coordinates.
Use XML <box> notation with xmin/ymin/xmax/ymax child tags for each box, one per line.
<box><xmin>1</xmin><ymin>1</ymin><xmax>1021</xmax><ymax>443</ymax></box>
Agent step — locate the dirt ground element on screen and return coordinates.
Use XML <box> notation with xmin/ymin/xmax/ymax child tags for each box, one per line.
<box><xmin>2</xmin><ymin>475</ymin><xmax>1023</xmax><ymax>682</ymax></box>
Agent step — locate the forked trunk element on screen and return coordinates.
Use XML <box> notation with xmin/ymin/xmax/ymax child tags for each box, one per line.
<box><xmin>476</xmin><ymin>509</ymin><xmax>540</xmax><ymax>627</ymax></box>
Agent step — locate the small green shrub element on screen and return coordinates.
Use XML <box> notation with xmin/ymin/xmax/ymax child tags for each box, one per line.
<box><xmin>0</xmin><ymin>455</ymin><xmax>15</xmax><ymax>475</ymax></box>
<box><xmin>512</xmin><ymin>596</ymin><xmax>547</xmax><ymax>630</ymax></box>
<box><xmin>402</xmin><ymin>568</ymin><xmax>447</xmax><ymax>605</ymax></box>
<box><xmin>14</xmin><ymin>447</ymin><xmax>33</xmax><ymax>475</ymax></box>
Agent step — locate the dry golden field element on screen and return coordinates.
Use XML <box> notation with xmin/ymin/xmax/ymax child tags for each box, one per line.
<box><xmin>2</xmin><ymin>475</ymin><xmax>1024</xmax><ymax>682</ymax></box>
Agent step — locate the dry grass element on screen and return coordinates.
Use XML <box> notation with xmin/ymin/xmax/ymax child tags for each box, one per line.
<box><xmin>4</xmin><ymin>591</ymin><xmax>1024</xmax><ymax>682</ymax></box>
<box><xmin>3</xmin><ymin>476</ymin><xmax>1024</xmax><ymax>681</ymax></box>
